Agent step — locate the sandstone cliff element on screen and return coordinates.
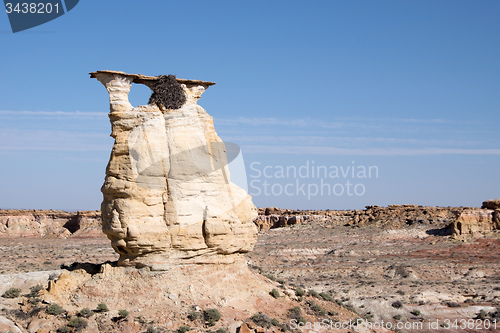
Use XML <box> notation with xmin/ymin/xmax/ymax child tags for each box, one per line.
<box><xmin>451</xmin><ymin>199</ymin><xmax>500</xmax><ymax>237</ymax></box>
<box><xmin>0</xmin><ymin>210</ymin><xmax>102</xmax><ymax>239</ymax></box>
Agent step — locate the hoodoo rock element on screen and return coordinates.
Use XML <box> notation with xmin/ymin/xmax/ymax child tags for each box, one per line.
<box><xmin>90</xmin><ymin>70</ymin><xmax>258</xmax><ymax>269</ymax></box>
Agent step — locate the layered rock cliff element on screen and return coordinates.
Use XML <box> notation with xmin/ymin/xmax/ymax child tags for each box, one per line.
<box><xmin>90</xmin><ymin>70</ymin><xmax>258</xmax><ymax>268</ymax></box>
<box><xmin>0</xmin><ymin>210</ymin><xmax>101</xmax><ymax>238</ymax></box>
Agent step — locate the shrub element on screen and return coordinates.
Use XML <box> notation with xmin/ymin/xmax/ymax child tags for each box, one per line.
<box><xmin>297</xmin><ymin>317</ymin><xmax>307</xmax><ymax>325</ymax></box>
<box><xmin>311</xmin><ymin>304</ymin><xmax>326</xmax><ymax>316</ymax></box>
<box><xmin>204</xmin><ymin>308</ymin><xmax>221</xmax><ymax>326</ymax></box>
<box><xmin>216</xmin><ymin>328</ymin><xmax>226</xmax><ymax>333</ymax></box>
<box><xmin>188</xmin><ymin>311</ymin><xmax>200</xmax><ymax>321</ymax></box>
<box><xmin>79</xmin><ymin>307</ymin><xmax>94</xmax><ymax>318</ymax></box>
<box><xmin>264</xmin><ymin>274</ymin><xmax>276</xmax><ymax>281</ymax></box>
<box><xmin>308</xmin><ymin>290</ymin><xmax>319</xmax><ymax>298</ymax></box>
<box><xmin>118</xmin><ymin>309</ymin><xmax>129</xmax><ymax>318</ymax></box>
<box><xmin>319</xmin><ymin>292</ymin><xmax>334</xmax><ymax>302</ymax></box>
<box><xmin>46</xmin><ymin>303</ymin><xmax>65</xmax><ymax>315</ymax></box>
<box><xmin>176</xmin><ymin>326</ymin><xmax>191</xmax><ymax>333</ymax></box>
<box><xmin>391</xmin><ymin>301</ymin><xmax>403</xmax><ymax>309</ymax></box>
<box><xmin>28</xmin><ymin>297</ymin><xmax>41</xmax><ymax>305</ymax></box>
<box><xmin>2</xmin><ymin>288</ymin><xmax>21</xmax><ymax>299</ymax></box>
<box><xmin>57</xmin><ymin>326</ymin><xmax>70</xmax><ymax>333</ymax></box>
<box><xmin>270</xmin><ymin>289</ymin><xmax>280</xmax><ymax>299</ymax></box>
<box><xmin>271</xmin><ymin>318</ymin><xmax>280</xmax><ymax>326</ymax></box>
<box><xmin>147</xmin><ymin>327</ymin><xmax>158</xmax><ymax>333</ymax></box>
<box><xmin>251</xmin><ymin>312</ymin><xmax>272</xmax><ymax>328</ymax></box>
<box><xmin>96</xmin><ymin>303</ymin><xmax>109</xmax><ymax>312</ymax></box>
<box><xmin>446</xmin><ymin>302</ymin><xmax>460</xmax><ymax>308</ymax></box>
<box><xmin>410</xmin><ymin>309</ymin><xmax>421</xmax><ymax>316</ymax></box>
<box><xmin>476</xmin><ymin>309</ymin><xmax>488</xmax><ymax>320</ymax></box>
<box><xmin>305</xmin><ymin>299</ymin><xmax>315</xmax><ymax>307</ymax></box>
<box><xmin>393</xmin><ymin>314</ymin><xmax>402</xmax><ymax>320</ymax></box>
<box><xmin>289</xmin><ymin>306</ymin><xmax>301</xmax><ymax>317</ymax></box>
<box><xmin>28</xmin><ymin>285</ymin><xmax>43</xmax><ymax>297</ymax></box>
<box><xmin>67</xmin><ymin>317</ymin><xmax>88</xmax><ymax>330</ymax></box>
<box><xmin>295</xmin><ymin>287</ymin><xmax>305</xmax><ymax>297</ymax></box>
<box><xmin>277</xmin><ymin>279</ymin><xmax>285</xmax><ymax>285</ymax></box>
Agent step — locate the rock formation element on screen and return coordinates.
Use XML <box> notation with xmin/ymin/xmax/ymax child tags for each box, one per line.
<box><xmin>254</xmin><ymin>205</ymin><xmax>464</xmax><ymax>231</ymax></box>
<box><xmin>450</xmin><ymin>199</ymin><xmax>500</xmax><ymax>237</ymax></box>
<box><xmin>0</xmin><ymin>210</ymin><xmax>101</xmax><ymax>238</ymax></box>
<box><xmin>90</xmin><ymin>70</ymin><xmax>258</xmax><ymax>268</ymax></box>
<box><xmin>451</xmin><ymin>209</ymin><xmax>495</xmax><ymax>236</ymax></box>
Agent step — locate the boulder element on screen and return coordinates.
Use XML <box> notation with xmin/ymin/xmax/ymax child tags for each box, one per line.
<box><xmin>90</xmin><ymin>70</ymin><xmax>258</xmax><ymax>268</ymax></box>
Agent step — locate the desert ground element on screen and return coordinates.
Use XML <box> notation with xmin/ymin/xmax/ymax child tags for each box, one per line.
<box><xmin>1</xmin><ymin>207</ymin><xmax>499</xmax><ymax>333</ymax></box>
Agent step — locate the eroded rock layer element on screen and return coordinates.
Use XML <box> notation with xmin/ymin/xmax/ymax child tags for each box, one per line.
<box><xmin>90</xmin><ymin>70</ymin><xmax>258</xmax><ymax>268</ymax></box>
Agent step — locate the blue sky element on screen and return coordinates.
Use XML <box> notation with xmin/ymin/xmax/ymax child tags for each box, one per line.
<box><xmin>1</xmin><ymin>1</ymin><xmax>499</xmax><ymax>210</ymax></box>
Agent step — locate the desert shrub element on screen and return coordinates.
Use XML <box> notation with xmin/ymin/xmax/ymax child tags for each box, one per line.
<box><xmin>391</xmin><ymin>301</ymin><xmax>403</xmax><ymax>309</ymax></box>
<box><xmin>148</xmin><ymin>75</ymin><xmax>186</xmax><ymax>110</ymax></box>
<box><xmin>2</xmin><ymin>288</ymin><xmax>21</xmax><ymax>299</ymax></box>
<box><xmin>396</xmin><ymin>290</ymin><xmax>405</xmax><ymax>296</ymax></box>
<box><xmin>311</xmin><ymin>304</ymin><xmax>326</xmax><ymax>316</ymax></box>
<box><xmin>308</xmin><ymin>289</ymin><xmax>319</xmax><ymax>298</ymax></box>
<box><xmin>147</xmin><ymin>327</ymin><xmax>158</xmax><ymax>333</ymax></box>
<box><xmin>305</xmin><ymin>299</ymin><xmax>315</xmax><ymax>307</ymax></box>
<box><xmin>67</xmin><ymin>317</ymin><xmax>88</xmax><ymax>330</ymax></box>
<box><xmin>410</xmin><ymin>309</ymin><xmax>421</xmax><ymax>316</ymax></box>
<box><xmin>264</xmin><ymin>274</ymin><xmax>276</xmax><ymax>281</ymax></box>
<box><xmin>319</xmin><ymin>292</ymin><xmax>334</xmax><ymax>302</ymax></box>
<box><xmin>96</xmin><ymin>303</ymin><xmax>109</xmax><ymax>312</ymax></box>
<box><xmin>176</xmin><ymin>326</ymin><xmax>191</xmax><ymax>333</ymax></box>
<box><xmin>271</xmin><ymin>318</ymin><xmax>280</xmax><ymax>326</ymax></box>
<box><xmin>270</xmin><ymin>289</ymin><xmax>280</xmax><ymax>298</ymax></box>
<box><xmin>393</xmin><ymin>314</ymin><xmax>402</xmax><ymax>320</ymax></box>
<box><xmin>277</xmin><ymin>279</ymin><xmax>285</xmax><ymax>285</ymax></box>
<box><xmin>297</xmin><ymin>317</ymin><xmax>307</xmax><ymax>325</ymax></box>
<box><xmin>28</xmin><ymin>297</ymin><xmax>41</xmax><ymax>305</ymax></box>
<box><xmin>57</xmin><ymin>326</ymin><xmax>70</xmax><ymax>333</ymax></box>
<box><xmin>118</xmin><ymin>309</ymin><xmax>129</xmax><ymax>318</ymax></box>
<box><xmin>476</xmin><ymin>309</ymin><xmax>488</xmax><ymax>320</ymax></box>
<box><xmin>295</xmin><ymin>287</ymin><xmax>305</xmax><ymax>297</ymax></box>
<box><xmin>28</xmin><ymin>285</ymin><xmax>43</xmax><ymax>297</ymax></box>
<box><xmin>188</xmin><ymin>311</ymin><xmax>200</xmax><ymax>321</ymax></box>
<box><xmin>204</xmin><ymin>308</ymin><xmax>221</xmax><ymax>326</ymax></box>
<box><xmin>289</xmin><ymin>306</ymin><xmax>302</xmax><ymax>318</ymax></box>
<box><xmin>216</xmin><ymin>328</ymin><xmax>226</xmax><ymax>333</ymax></box>
<box><xmin>251</xmin><ymin>312</ymin><xmax>272</xmax><ymax>328</ymax></box>
<box><xmin>79</xmin><ymin>307</ymin><xmax>94</xmax><ymax>318</ymax></box>
<box><xmin>328</xmin><ymin>311</ymin><xmax>337</xmax><ymax>316</ymax></box>
<box><xmin>46</xmin><ymin>303</ymin><xmax>65</xmax><ymax>315</ymax></box>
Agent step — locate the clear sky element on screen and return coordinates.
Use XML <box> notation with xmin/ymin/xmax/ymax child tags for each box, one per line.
<box><xmin>1</xmin><ymin>1</ymin><xmax>499</xmax><ymax>211</ymax></box>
